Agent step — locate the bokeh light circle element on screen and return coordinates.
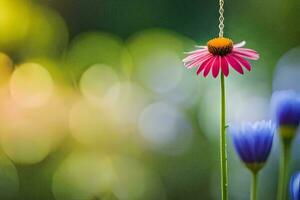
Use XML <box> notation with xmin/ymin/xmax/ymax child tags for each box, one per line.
<box><xmin>0</xmin><ymin>114</ymin><xmax>52</xmax><ymax>164</ymax></box>
<box><xmin>52</xmin><ymin>153</ymin><xmax>166</xmax><ymax>200</ymax></box>
<box><xmin>273</xmin><ymin>46</ymin><xmax>300</xmax><ymax>92</ymax></box>
<box><xmin>10</xmin><ymin>62</ymin><xmax>54</xmax><ymax>108</ymax></box>
<box><xmin>80</xmin><ymin>64</ymin><xmax>119</xmax><ymax>104</ymax></box>
<box><xmin>53</xmin><ymin>153</ymin><xmax>116</xmax><ymax>200</ymax></box>
<box><xmin>66</xmin><ymin>32</ymin><xmax>124</xmax><ymax>79</ymax></box>
<box><xmin>0</xmin><ymin>95</ymin><xmax>68</xmax><ymax>164</ymax></box>
<box><xmin>69</xmin><ymin>99</ymin><xmax>119</xmax><ymax>147</ymax></box>
<box><xmin>127</xmin><ymin>29</ymin><xmax>194</xmax><ymax>94</ymax></box>
<box><xmin>1</xmin><ymin>134</ymin><xmax>51</xmax><ymax>165</ymax></box>
<box><xmin>136</xmin><ymin>49</ymin><xmax>183</xmax><ymax>94</ymax></box>
<box><xmin>21</xmin><ymin>4</ymin><xmax>69</xmax><ymax>58</ymax></box>
<box><xmin>0</xmin><ymin>0</ymin><xmax>31</xmax><ymax>47</ymax></box>
<box><xmin>138</xmin><ymin>101</ymin><xmax>193</xmax><ymax>155</ymax></box>
<box><xmin>105</xmin><ymin>81</ymin><xmax>152</xmax><ymax>134</ymax></box>
<box><xmin>198</xmin><ymin>78</ymin><xmax>270</xmax><ymax>141</ymax></box>
<box><xmin>111</xmin><ymin>156</ymin><xmax>166</xmax><ymax>200</ymax></box>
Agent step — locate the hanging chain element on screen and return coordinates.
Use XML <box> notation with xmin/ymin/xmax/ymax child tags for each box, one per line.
<box><xmin>219</xmin><ymin>0</ymin><xmax>225</xmax><ymax>37</ymax></box>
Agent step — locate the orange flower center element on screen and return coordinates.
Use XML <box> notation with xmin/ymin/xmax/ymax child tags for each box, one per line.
<box><xmin>207</xmin><ymin>37</ymin><xmax>233</xmax><ymax>56</ymax></box>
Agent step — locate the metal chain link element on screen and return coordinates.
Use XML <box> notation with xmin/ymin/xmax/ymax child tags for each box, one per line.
<box><xmin>219</xmin><ymin>0</ymin><xmax>225</xmax><ymax>37</ymax></box>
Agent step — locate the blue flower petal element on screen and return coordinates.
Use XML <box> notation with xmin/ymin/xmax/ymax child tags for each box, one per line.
<box><xmin>229</xmin><ymin>120</ymin><xmax>275</xmax><ymax>167</ymax></box>
<box><xmin>271</xmin><ymin>90</ymin><xmax>300</xmax><ymax>127</ymax></box>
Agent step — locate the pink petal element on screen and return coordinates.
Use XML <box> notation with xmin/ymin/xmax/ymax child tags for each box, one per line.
<box><xmin>238</xmin><ymin>49</ymin><xmax>260</xmax><ymax>57</ymax></box>
<box><xmin>185</xmin><ymin>49</ymin><xmax>208</xmax><ymax>59</ymax></box>
<box><xmin>197</xmin><ymin>57</ymin><xmax>213</xmax><ymax>75</ymax></box>
<box><xmin>183</xmin><ymin>50</ymin><xmax>208</xmax><ymax>63</ymax></box>
<box><xmin>212</xmin><ymin>56</ymin><xmax>221</xmax><ymax>78</ymax></box>
<box><xmin>184</xmin><ymin>48</ymin><xmax>208</xmax><ymax>56</ymax></box>
<box><xmin>237</xmin><ymin>48</ymin><xmax>258</xmax><ymax>54</ymax></box>
<box><xmin>221</xmin><ymin>57</ymin><xmax>229</xmax><ymax>77</ymax></box>
<box><xmin>225</xmin><ymin>54</ymin><xmax>244</xmax><ymax>74</ymax></box>
<box><xmin>185</xmin><ymin>53</ymin><xmax>212</xmax><ymax>69</ymax></box>
<box><xmin>234</xmin><ymin>41</ymin><xmax>246</xmax><ymax>48</ymax></box>
<box><xmin>184</xmin><ymin>53</ymin><xmax>208</xmax><ymax>67</ymax></box>
<box><xmin>232</xmin><ymin>54</ymin><xmax>251</xmax><ymax>71</ymax></box>
<box><xmin>183</xmin><ymin>52</ymin><xmax>210</xmax><ymax>64</ymax></box>
<box><xmin>233</xmin><ymin>51</ymin><xmax>259</xmax><ymax>60</ymax></box>
<box><xmin>233</xmin><ymin>49</ymin><xmax>259</xmax><ymax>60</ymax></box>
<box><xmin>203</xmin><ymin>57</ymin><xmax>216</xmax><ymax>77</ymax></box>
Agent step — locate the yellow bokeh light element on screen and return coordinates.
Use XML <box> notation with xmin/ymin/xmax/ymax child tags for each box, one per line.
<box><xmin>1</xmin><ymin>127</ymin><xmax>52</xmax><ymax>165</ymax></box>
<box><xmin>111</xmin><ymin>156</ymin><xmax>166</xmax><ymax>200</ymax></box>
<box><xmin>0</xmin><ymin>95</ymin><xmax>68</xmax><ymax>164</ymax></box>
<box><xmin>69</xmin><ymin>99</ymin><xmax>120</xmax><ymax>148</ymax></box>
<box><xmin>52</xmin><ymin>153</ymin><xmax>117</xmax><ymax>200</ymax></box>
<box><xmin>52</xmin><ymin>153</ymin><xmax>166</xmax><ymax>200</ymax></box>
<box><xmin>10</xmin><ymin>62</ymin><xmax>54</xmax><ymax>108</ymax></box>
<box><xmin>0</xmin><ymin>0</ymin><xmax>31</xmax><ymax>48</ymax></box>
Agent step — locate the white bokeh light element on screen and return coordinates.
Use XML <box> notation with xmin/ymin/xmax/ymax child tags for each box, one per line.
<box><xmin>198</xmin><ymin>77</ymin><xmax>270</xmax><ymax>141</ymax></box>
<box><xmin>273</xmin><ymin>46</ymin><xmax>300</xmax><ymax>92</ymax></box>
<box><xmin>106</xmin><ymin>81</ymin><xmax>152</xmax><ymax>134</ymax></box>
<box><xmin>159</xmin><ymin>67</ymin><xmax>201</xmax><ymax>108</ymax></box>
<box><xmin>137</xmin><ymin>49</ymin><xmax>183</xmax><ymax>94</ymax></box>
<box><xmin>138</xmin><ymin>101</ymin><xmax>193</xmax><ymax>155</ymax></box>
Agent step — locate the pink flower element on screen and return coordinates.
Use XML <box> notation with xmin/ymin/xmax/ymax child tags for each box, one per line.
<box><xmin>183</xmin><ymin>37</ymin><xmax>259</xmax><ymax>78</ymax></box>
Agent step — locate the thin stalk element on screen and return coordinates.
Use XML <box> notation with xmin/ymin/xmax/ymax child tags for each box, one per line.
<box><xmin>251</xmin><ymin>172</ymin><xmax>258</xmax><ymax>200</ymax></box>
<box><xmin>277</xmin><ymin>139</ymin><xmax>292</xmax><ymax>200</ymax></box>
<box><xmin>220</xmin><ymin>74</ymin><xmax>228</xmax><ymax>200</ymax></box>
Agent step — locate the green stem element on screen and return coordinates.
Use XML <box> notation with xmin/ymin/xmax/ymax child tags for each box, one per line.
<box><xmin>251</xmin><ymin>172</ymin><xmax>258</xmax><ymax>200</ymax></box>
<box><xmin>277</xmin><ymin>139</ymin><xmax>292</xmax><ymax>200</ymax></box>
<box><xmin>220</xmin><ymin>74</ymin><xmax>228</xmax><ymax>200</ymax></box>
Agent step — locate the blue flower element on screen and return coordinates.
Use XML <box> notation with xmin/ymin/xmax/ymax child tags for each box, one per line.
<box><xmin>290</xmin><ymin>172</ymin><xmax>300</xmax><ymax>200</ymax></box>
<box><xmin>229</xmin><ymin>120</ymin><xmax>275</xmax><ymax>172</ymax></box>
<box><xmin>271</xmin><ymin>90</ymin><xmax>300</xmax><ymax>129</ymax></box>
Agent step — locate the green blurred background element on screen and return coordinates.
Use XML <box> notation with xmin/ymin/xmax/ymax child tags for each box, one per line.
<box><xmin>0</xmin><ymin>0</ymin><xmax>299</xmax><ymax>199</ymax></box>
